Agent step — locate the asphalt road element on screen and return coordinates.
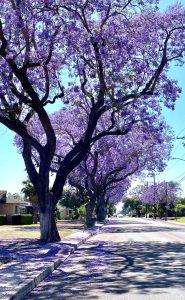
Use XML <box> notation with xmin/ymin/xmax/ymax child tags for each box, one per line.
<box><xmin>24</xmin><ymin>217</ymin><xmax>185</xmax><ymax>300</ymax></box>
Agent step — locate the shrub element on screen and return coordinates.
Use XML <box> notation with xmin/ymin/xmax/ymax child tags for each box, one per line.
<box><xmin>65</xmin><ymin>216</ymin><xmax>72</xmax><ymax>220</ymax></box>
<box><xmin>0</xmin><ymin>215</ymin><xmax>6</xmax><ymax>225</ymax></box>
<box><xmin>175</xmin><ymin>204</ymin><xmax>185</xmax><ymax>217</ymax></box>
<box><xmin>78</xmin><ymin>204</ymin><xmax>86</xmax><ymax>222</ymax></box>
<box><xmin>12</xmin><ymin>214</ymin><xmax>33</xmax><ymax>225</ymax></box>
<box><xmin>56</xmin><ymin>206</ymin><xmax>61</xmax><ymax>220</ymax></box>
<box><xmin>72</xmin><ymin>214</ymin><xmax>79</xmax><ymax>220</ymax></box>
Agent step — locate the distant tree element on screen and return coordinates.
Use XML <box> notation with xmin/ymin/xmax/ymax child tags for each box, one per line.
<box><xmin>21</xmin><ymin>179</ymin><xmax>35</xmax><ymax>200</ymax></box>
<box><xmin>21</xmin><ymin>179</ymin><xmax>38</xmax><ymax>223</ymax></box>
<box><xmin>59</xmin><ymin>188</ymin><xmax>85</xmax><ymax>219</ymax></box>
<box><xmin>140</xmin><ymin>181</ymin><xmax>179</xmax><ymax>218</ymax></box>
<box><xmin>7</xmin><ymin>193</ymin><xmax>21</xmax><ymax>201</ymax></box>
<box><xmin>176</xmin><ymin>198</ymin><xmax>185</xmax><ymax>206</ymax></box>
<box><xmin>123</xmin><ymin>197</ymin><xmax>142</xmax><ymax>216</ymax></box>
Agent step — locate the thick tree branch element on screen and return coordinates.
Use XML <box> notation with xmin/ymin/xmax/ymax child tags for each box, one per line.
<box><xmin>91</xmin><ymin>128</ymin><xmax>129</xmax><ymax>143</ymax></box>
<box><xmin>22</xmin><ymin>141</ymin><xmax>39</xmax><ymax>191</ymax></box>
<box><xmin>0</xmin><ymin>115</ymin><xmax>43</xmax><ymax>153</ymax></box>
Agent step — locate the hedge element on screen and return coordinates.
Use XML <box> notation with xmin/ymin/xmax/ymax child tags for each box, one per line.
<box><xmin>175</xmin><ymin>204</ymin><xmax>185</xmax><ymax>217</ymax></box>
<box><xmin>0</xmin><ymin>215</ymin><xmax>6</xmax><ymax>225</ymax></box>
<box><xmin>12</xmin><ymin>214</ymin><xmax>33</xmax><ymax>225</ymax></box>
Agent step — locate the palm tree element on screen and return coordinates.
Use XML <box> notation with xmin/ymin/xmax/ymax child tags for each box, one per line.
<box><xmin>21</xmin><ymin>179</ymin><xmax>38</xmax><ymax>224</ymax></box>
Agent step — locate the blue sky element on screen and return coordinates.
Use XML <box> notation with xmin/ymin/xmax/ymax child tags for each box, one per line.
<box><xmin>0</xmin><ymin>0</ymin><xmax>185</xmax><ymax>195</ymax></box>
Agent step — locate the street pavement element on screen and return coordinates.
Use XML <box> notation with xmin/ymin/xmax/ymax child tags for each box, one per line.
<box><xmin>24</xmin><ymin>217</ymin><xmax>185</xmax><ymax>300</ymax></box>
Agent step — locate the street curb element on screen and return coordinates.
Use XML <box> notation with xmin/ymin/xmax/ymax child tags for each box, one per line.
<box><xmin>7</xmin><ymin>223</ymin><xmax>105</xmax><ymax>300</ymax></box>
<box><xmin>8</xmin><ymin>258</ymin><xmax>61</xmax><ymax>300</ymax></box>
<box><xmin>141</xmin><ymin>217</ymin><xmax>185</xmax><ymax>227</ymax></box>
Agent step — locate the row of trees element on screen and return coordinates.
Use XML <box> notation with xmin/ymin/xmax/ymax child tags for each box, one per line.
<box><xmin>19</xmin><ymin>106</ymin><xmax>173</xmax><ymax>226</ymax></box>
<box><xmin>124</xmin><ymin>181</ymin><xmax>180</xmax><ymax>219</ymax></box>
<box><xmin>0</xmin><ymin>0</ymin><xmax>185</xmax><ymax>241</ymax></box>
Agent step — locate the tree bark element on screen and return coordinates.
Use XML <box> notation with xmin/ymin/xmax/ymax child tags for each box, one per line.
<box><xmin>153</xmin><ymin>204</ymin><xmax>157</xmax><ymax>219</ymax></box>
<box><xmin>39</xmin><ymin>194</ymin><xmax>60</xmax><ymax>242</ymax></box>
<box><xmin>33</xmin><ymin>205</ymin><xmax>38</xmax><ymax>224</ymax></box>
<box><xmin>96</xmin><ymin>196</ymin><xmax>106</xmax><ymax>222</ymax></box>
<box><xmin>85</xmin><ymin>200</ymin><xmax>95</xmax><ymax>228</ymax></box>
<box><xmin>30</xmin><ymin>194</ymin><xmax>38</xmax><ymax>224</ymax></box>
<box><xmin>96</xmin><ymin>205</ymin><xmax>106</xmax><ymax>222</ymax></box>
<box><xmin>145</xmin><ymin>204</ymin><xmax>148</xmax><ymax>218</ymax></box>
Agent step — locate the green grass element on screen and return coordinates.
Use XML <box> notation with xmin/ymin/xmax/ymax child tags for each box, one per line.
<box><xmin>0</xmin><ymin>223</ymin><xmax>40</xmax><ymax>229</ymax></box>
<box><xmin>0</xmin><ymin>229</ymin><xmax>74</xmax><ymax>239</ymax></box>
<box><xmin>173</xmin><ymin>217</ymin><xmax>185</xmax><ymax>223</ymax></box>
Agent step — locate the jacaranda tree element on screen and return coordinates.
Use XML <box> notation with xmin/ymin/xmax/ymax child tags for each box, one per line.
<box><xmin>16</xmin><ymin>107</ymin><xmax>173</xmax><ymax>226</ymax></box>
<box><xmin>68</xmin><ymin>119</ymin><xmax>173</xmax><ymax>225</ymax></box>
<box><xmin>140</xmin><ymin>181</ymin><xmax>179</xmax><ymax>217</ymax></box>
<box><xmin>0</xmin><ymin>0</ymin><xmax>185</xmax><ymax>241</ymax></box>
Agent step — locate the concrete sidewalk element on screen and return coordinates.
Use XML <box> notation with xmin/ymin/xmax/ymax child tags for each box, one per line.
<box><xmin>0</xmin><ymin>223</ymin><xmax>104</xmax><ymax>300</ymax></box>
<box><xmin>141</xmin><ymin>216</ymin><xmax>185</xmax><ymax>227</ymax></box>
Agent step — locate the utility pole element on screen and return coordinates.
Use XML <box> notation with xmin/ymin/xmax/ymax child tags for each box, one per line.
<box><xmin>153</xmin><ymin>173</ymin><xmax>156</xmax><ymax>219</ymax></box>
<box><xmin>153</xmin><ymin>174</ymin><xmax>156</xmax><ymax>202</ymax></box>
<box><xmin>165</xmin><ymin>181</ymin><xmax>168</xmax><ymax>221</ymax></box>
<box><xmin>145</xmin><ymin>181</ymin><xmax>149</xmax><ymax>218</ymax></box>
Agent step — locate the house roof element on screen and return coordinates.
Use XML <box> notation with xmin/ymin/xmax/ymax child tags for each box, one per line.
<box><xmin>6</xmin><ymin>199</ymin><xmax>30</xmax><ymax>205</ymax></box>
<box><xmin>0</xmin><ymin>190</ymin><xmax>7</xmax><ymax>202</ymax></box>
<box><xmin>0</xmin><ymin>190</ymin><xmax>7</xmax><ymax>196</ymax></box>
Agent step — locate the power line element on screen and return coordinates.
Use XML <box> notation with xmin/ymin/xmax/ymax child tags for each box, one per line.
<box><xmin>177</xmin><ymin>126</ymin><xmax>185</xmax><ymax>136</ymax></box>
<box><xmin>171</xmin><ymin>140</ymin><xmax>183</xmax><ymax>156</ymax></box>
<box><xmin>165</xmin><ymin>153</ymin><xmax>185</xmax><ymax>172</ymax></box>
<box><xmin>173</xmin><ymin>172</ymin><xmax>185</xmax><ymax>181</ymax></box>
<box><xmin>178</xmin><ymin>175</ymin><xmax>185</xmax><ymax>184</ymax></box>
<box><xmin>171</xmin><ymin>127</ymin><xmax>185</xmax><ymax>156</ymax></box>
<box><xmin>173</xmin><ymin>171</ymin><xmax>185</xmax><ymax>181</ymax></box>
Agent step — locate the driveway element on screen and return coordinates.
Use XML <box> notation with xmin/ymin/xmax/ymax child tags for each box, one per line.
<box><xmin>24</xmin><ymin>217</ymin><xmax>185</xmax><ymax>300</ymax></box>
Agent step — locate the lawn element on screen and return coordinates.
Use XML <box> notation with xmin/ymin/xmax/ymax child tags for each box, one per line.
<box><xmin>173</xmin><ymin>217</ymin><xmax>185</xmax><ymax>223</ymax></box>
<box><xmin>0</xmin><ymin>220</ymin><xmax>84</xmax><ymax>239</ymax></box>
<box><xmin>0</xmin><ymin>228</ymin><xmax>74</xmax><ymax>239</ymax></box>
<box><xmin>0</xmin><ymin>223</ymin><xmax>40</xmax><ymax>229</ymax></box>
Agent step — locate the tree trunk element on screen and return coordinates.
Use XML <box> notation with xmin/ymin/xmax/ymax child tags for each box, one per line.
<box><xmin>153</xmin><ymin>204</ymin><xmax>157</xmax><ymax>219</ymax></box>
<box><xmin>96</xmin><ymin>197</ymin><xmax>106</xmax><ymax>222</ymax></box>
<box><xmin>30</xmin><ymin>194</ymin><xmax>39</xmax><ymax>224</ymax></box>
<box><xmin>22</xmin><ymin>135</ymin><xmax>66</xmax><ymax>243</ymax></box>
<box><xmin>39</xmin><ymin>194</ymin><xmax>60</xmax><ymax>242</ymax></box>
<box><xmin>165</xmin><ymin>205</ymin><xmax>168</xmax><ymax>221</ymax></box>
<box><xmin>96</xmin><ymin>205</ymin><xmax>106</xmax><ymax>222</ymax></box>
<box><xmin>145</xmin><ymin>204</ymin><xmax>148</xmax><ymax>218</ymax></box>
<box><xmin>33</xmin><ymin>205</ymin><xmax>38</xmax><ymax>224</ymax></box>
<box><xmin>85</xmin><ymin>200</ymin><xmax>95</xmax><ymax>228</ymax></box>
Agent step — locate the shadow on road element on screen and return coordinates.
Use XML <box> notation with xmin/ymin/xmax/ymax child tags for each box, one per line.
<box><xmin>102</xmin><ymin>218</ymin><xmax>185</xmax><ymax>233</ymax></box>
<box><xmin>25</xmin><ymin>240</ymin><xmax>185</xmax><ymax>299</ymax></box>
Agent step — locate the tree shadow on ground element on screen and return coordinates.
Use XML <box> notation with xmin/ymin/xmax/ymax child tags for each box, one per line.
<box><xmin>25</xmin><ymin>240</ymin><xmax>185</xmax><ymax>300</ymax></box>
<box><xmin>102</xmin><ymin>218</ymin><xmax>185</xmax><ymax>233</ymax></box>
<box><xmin>102</xmin><ymin>225</ymin><xmax>185</xmax><ymax>233</ymax></box>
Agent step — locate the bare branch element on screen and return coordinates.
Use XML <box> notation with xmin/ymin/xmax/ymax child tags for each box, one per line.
<box><xmin>41</xmin><ymin>66</ymin><xmax>50</xmax><ymax>103</ymax></box>
<box><xmin>43</xmin><ymin>82</ymin><xmax>64</xmax><ymax>106</ymax></box>
<box><xmin>45</xmin><ymin>28</ymin><xmax>60</xmax><ymax>65</ymax></box>
<box><xmin>0</xmin><ymin>20</ymin><xmax>8</xmax><ymax>55</ymax></box>
<box><xmin>22</xmin><ymin>142</ymin><xmax>39</xmax><ymax>191</ymax></box>
<box><xmin>100</xmin><ymin>3</ymin><xmax>112</xmax><ymax>32</ymax></box>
